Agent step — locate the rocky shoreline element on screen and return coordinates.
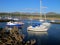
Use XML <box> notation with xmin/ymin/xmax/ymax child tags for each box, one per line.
<box><xmin>0</xmin><ymin>26</ymin><xmax>36</xmax><ymax>45</ymax></box>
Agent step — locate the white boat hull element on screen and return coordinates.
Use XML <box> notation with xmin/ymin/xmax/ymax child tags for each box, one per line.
<box><xmin>51</xmin><ymin>20</ymin><xmax>55</xmax><ymax>22</ymax></box>
<box><xmin>27</xmin><ymin>22</ymin><xmax>51</xmax><ymax>32</ymax></box>
<box><xmin>39</xmin><ymin>19</ymin><xmax>44</xmax><ymax>22</ymax></box>
<box><xmin>27</xmin><ymin>28</ymin><xmax>48</xmax><ymax>32</ymax></box>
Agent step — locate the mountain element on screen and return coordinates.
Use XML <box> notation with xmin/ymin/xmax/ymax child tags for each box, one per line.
<box><xmin>0</xmin><ymin>12</ymin><xmax>60</xmax><ymax>16</ymax></box>
<box><xmin>46</xmin><ymin>12</ymin><xmax>57</xmax><ymax>15</ymax></box>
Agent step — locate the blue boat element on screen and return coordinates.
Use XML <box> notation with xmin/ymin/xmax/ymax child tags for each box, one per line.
<box><xmin>6</xmin><ymin>21</ymin><xmax>24</xmax><ymax>28</ymax></box>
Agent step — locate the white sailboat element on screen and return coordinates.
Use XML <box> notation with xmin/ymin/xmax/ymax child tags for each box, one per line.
<box><xmin>51</xmin><ymin>20</ymin><xmax>55</xmax><ymax>22</ymax></box>
<box><xmin>27</xmin><ymin>0</ymin><xmax>51</xmax><ymax>32</ymax></box>
<box><xmin>13</xmin><ymin>18</ymin><xmax>19</xmax><ymax>21</ymax></box>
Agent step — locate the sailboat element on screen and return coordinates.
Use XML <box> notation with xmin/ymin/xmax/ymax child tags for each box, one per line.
<box><xmin>27</xmin><ymin>0</ymin><xmax>51</xmax><ymax>32</ymax></box>
<box><xmin>50</xmin><ymin>20</ymin><xmax>55</xmax><ymax>22</ymax></box>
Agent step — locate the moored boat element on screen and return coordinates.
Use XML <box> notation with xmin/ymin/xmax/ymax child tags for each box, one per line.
<box><xmin>27</xmin><ymin>0</ymin><xmax>51</xmax><ymax>32</ymax></box>
<box><xmin>27</xmin><ymin>22</ymin><xmax>51</xmax><ymax>32</ymax></box>
<box><xmin>6</xmin><ymin>21</ymin><xmax>24</xmax><ymax>28</ymax></box>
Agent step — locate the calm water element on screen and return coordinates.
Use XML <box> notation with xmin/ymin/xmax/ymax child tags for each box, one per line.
<box><xmin>0</xmin><ymin>20</ymin><xmax>60</xmax><ymax>45</ymax></box>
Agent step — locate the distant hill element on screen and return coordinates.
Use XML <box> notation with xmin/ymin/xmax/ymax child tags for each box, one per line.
<box><xmin>12</xmin><ymin>12</ymin><xmax>59</xmax><ymax>15</ymax></box>
<box><xmin>11</xmin><ymin>12</ymin><xmax>40</xmax><ymax>15</ymax></box>
<box><xmin>0</xmin><ymin>12</ymin><xmax>60</xmax><ymax>16</ymax></box>
<box><xmin>46</xmin><ymin>12</ymin><xmax>57</xmax><ymax>15</ymax></box>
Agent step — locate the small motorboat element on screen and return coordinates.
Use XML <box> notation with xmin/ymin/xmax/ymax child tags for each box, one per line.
<box><xmin>6</xmin><ymin>21</ymin><xmax>24</xmax><ymax>28</ymax></box>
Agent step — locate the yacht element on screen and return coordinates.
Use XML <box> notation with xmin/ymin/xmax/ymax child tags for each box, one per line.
<box><xmin>27</xmin><ymin>0</ymin><xmax>51</xmax><ymax>32</ymax></box>
<box><xmin>6</xmin><ymin>21</ymin><xmax>24</xmax><ymax>28</ymax></box>
<box><xmin>7</xmin><ymin>17</ymin><xmax>12</xmax><ymax>20</ymax></box>
<box><xmin>27</xmin><ymin>22</ymin><xmax>50</xmax><ymax>31</ymax></box>
<box><xmin>51</xmin><ymin>20</ymin><xmax>55</xmax><ymax>22</ymax></box>
<box><xmin>13</xmin><ymin>18</ymin><xmax>19</xmax><ymax>21</ymax></box>
<box><xmin>39</xmin><ymin>19</ymin><xmax>44</xmax><ymax>22</ymax></box>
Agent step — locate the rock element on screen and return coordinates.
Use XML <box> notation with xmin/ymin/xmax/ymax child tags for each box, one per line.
<box><xmin>0</xmin><ymin>26</ymin><xmax>36</xmax><ymax>45</ymax></box>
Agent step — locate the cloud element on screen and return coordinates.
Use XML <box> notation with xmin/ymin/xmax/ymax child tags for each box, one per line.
<box><xmin>20</xmin><ymin>8</ymin><xmax>39</xmax><ymax>11</ymax></box>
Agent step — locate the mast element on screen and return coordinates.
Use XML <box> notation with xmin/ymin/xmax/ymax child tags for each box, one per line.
<box><xmin>40</xmin><ymin>0</ymin><xmax>47</xmax><ymax>22</ymax></box>
<box><xmin>40</xmin><ymin>0</ymin><xmax>42</xmax><ymax>20</ymax></box>
<box><xmin>44</xmin><ymin>13</ymin><xmax>47</xmax><ymax>22</ymax></box>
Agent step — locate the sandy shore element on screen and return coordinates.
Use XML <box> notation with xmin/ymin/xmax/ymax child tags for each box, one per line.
<box><xmin>29</xmin><ymin>17</ymin><xmax>60</xmax><ymax>20</ymax></box>
<box><xmin>46</xmin><ymin>18</ymin><xmax>60</xmax><ymax>20</ymax></box>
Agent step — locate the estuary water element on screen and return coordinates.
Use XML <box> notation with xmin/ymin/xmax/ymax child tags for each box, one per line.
<box><xmin>0</xmin><ymin>20</ymin><xmax>60</xmax><ymax>45</ymax></box>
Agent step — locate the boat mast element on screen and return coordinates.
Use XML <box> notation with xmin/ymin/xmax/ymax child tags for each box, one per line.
<box><xmin>40</xmin><ymin>0</ymin><xmax>42</xmax><ymax>20</ymax></box>
<box><xmin>44</xmin><ymin>13</ymin><xmax>47</xmax><ymax>22</ymax></box>
<box><xmin>40</xmin><ymin>0</ymin><xmax>47</xmax><ymax>22</ymax></box>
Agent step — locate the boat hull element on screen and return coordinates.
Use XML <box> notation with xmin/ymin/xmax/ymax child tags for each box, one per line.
<box><xmin>6</xmin><ymin>22</ymin><xmax>24</xmax><ymax>29</ymax></box>
<box><xmin>27</xmin><ymin>28</ymin><xmax>48</xmax><ymax>32</ymax></box>
<box><xmin>6</xmin><ymin>24</ymin><xmax>23</xmax><ymax>28</ymax></box>
<box><xmin>27</xmin><ymin>23</ymin><xmax>51</xmax><ymax>32</ymax></box>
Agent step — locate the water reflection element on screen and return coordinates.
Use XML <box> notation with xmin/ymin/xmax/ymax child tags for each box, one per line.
<box><xmin>27</xmin><ymin>31</ymin><xmax>48</xmax><ymax>45</ymax></box>
<box><xmin>27</xmin><ymin>31</ymin><xmax>48</xmax><ymax>36</ymax></box>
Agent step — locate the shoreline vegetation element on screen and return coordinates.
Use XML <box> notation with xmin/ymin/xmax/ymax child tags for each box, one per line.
<box><xmin>0</xmin><ymin>12</ymin><xmax>60</xmax><ymax>20</ymax></box>
<box><xmin>0</xmin><ymin>26</ymin><xmax>36</xmax><ymax>45</ymax></box>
